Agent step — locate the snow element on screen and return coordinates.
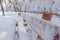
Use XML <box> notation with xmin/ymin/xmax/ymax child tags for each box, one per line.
<box><xmin>25</xmin><ymin>25</ymin><xmax>38</xmax><ymax>40</ymax></box>
<box><xmin>5</xmin><ymin>12</ymin><xmax>17</xmax><ymax>16</ymax></box>
<box><xmin>51</xmin><ymin>15</ymin><xmax>60</xmax><ymax>27</ymax></box>
<box><xmin>4</xmin><ymin>12</ymin><xmax>60</xmax><ymax>40</ymax></box>
<box><xmin>45</xmin><ymin>0</ymin><xmax>54</xmax><ymax>12</ymax></box>
<box><xmin>18</xmin><ymin>20</ymin><xmax>38</xmax><ymax>40</ymax></box>
<box><xmin>0</xmin><ymin>12</ymin><xmax>60</xmax><ymax>40</ymax></box>
<box><xmin>0</xmin><ymin>0</ymin><xmax>60</xmax><ymax>39</ymax></box>
<box><xmin>0</xmin><ymin>16</ymin><xmax>16</xmax><ymax>40</ymax></box>
<box><xmin>52</xmin><ymin>3</ymin><xmax>60</xmax><ymax>14</ymax></box>
<box><xmin>0</xmin><ymin>0</ymin><xmax>60</xmax><ymax>15</ymax></box>
<box><xmin>18</xmin><ymin>0</ymin><xmax>60</xmax><ymax>15</ymax></box>
<box><xmin>16</xmin><ymin>14</ymin><xmax>38</xmax><ymax>40</ymax></box>
<box><xmin>18</xmin><ymin>18</ymin><xmax>28</xmax><ymax>40</ymax></box>
<box><xmin>23</xmin><ymin>13</ymin><xmax>59</xmax><ymax>40</ymax></box>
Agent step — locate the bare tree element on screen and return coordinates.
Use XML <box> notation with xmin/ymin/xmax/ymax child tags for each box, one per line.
<box><xmin>0</xmin><ymin>0</ymin><xmax>5</xmax><ymax>16</ymax></box>
<box><xmin>13</xmin><ymin>0</ymin><xmax>19</xmax><ymax>12</ymax></box>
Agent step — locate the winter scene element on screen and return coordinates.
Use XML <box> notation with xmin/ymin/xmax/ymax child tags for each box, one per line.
<box><xmin>0</xmin><ymin>0</ymin><xmax>60</xmax><ymax>40</ymax></box>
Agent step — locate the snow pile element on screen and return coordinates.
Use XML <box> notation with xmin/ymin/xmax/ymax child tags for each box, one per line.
<box><xmin>0</xmin><ymin>16</ymin><xmax>16</xmax><ymax>40</ymax></box>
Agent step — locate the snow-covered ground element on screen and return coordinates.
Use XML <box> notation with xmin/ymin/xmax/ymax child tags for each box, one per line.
<box><xmin>0</xmin><ymin>16</ymin><xmax>16</xmax><ymax>40</ymax></box>
<box><xmin>23</xmin><ymin>13</ymin><xmax>60</xmax><ymax>40</ymax></box>
<box><xmin>0</xmin><ymin>0</ymin><xmax>60</xmax><ymax>40</ymax></box>
<box><xmin>0</xmin><ymin>11</ymin><xmax>60</xmax><ymax>40</ymax></box>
